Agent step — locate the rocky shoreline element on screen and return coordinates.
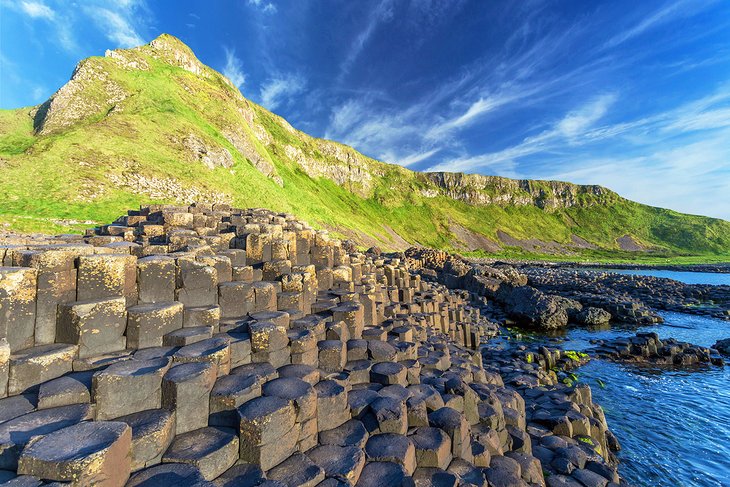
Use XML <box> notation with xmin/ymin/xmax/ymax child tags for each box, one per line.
<box><xmin>0</xmin><ymin>206</ymin><xmax>727</xmax><ymax>486</ymax></box>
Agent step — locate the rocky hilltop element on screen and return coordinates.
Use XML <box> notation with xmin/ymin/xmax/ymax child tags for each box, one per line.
<box><xmin>2</xmin><ymin>34</ymin><xmax>730</xmax><ymax>258</ymax></box>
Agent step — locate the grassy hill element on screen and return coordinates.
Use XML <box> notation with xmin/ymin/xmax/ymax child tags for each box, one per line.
<box><xmin>1</xmin><ymin>34</ymin><xmax>729</xmax><ymax>262</ymax></box>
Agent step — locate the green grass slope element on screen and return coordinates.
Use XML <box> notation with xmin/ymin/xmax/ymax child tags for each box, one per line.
<box><xmin>1</xmin><ymin>34</ymin><xmax>729</xmax><ymax>262</ymax></box>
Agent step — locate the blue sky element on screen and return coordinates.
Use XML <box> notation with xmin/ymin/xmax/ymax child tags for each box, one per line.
<box><xmin>2</xmin><ymin>0</ymin><xmax>730</xmax><ymax>219</ymax></box>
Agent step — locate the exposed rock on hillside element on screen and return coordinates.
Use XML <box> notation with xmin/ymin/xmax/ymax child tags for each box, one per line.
<box><xmin>34</xmin><ymin>59</ymin><xmax>127</xmax><ymax>135</ymax></box>
<box><xmin>184</xmin><ymin>134</ymin><xmax>234</xmax><ymax>170</ymax></box>
<box><xmin>426</xmin><ymin>172</ymin><xmax>616</xmax><ymax>209</ymax></box>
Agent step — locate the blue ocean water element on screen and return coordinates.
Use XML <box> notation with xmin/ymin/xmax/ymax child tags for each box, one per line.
<box><xmin>587</xmin><ymin>268</ymin><xmax>730</xmax><ymax>286</ymax></box>
<box><xmin>556</xmin><ymin>310</ymin><xmax>730</xmax><ymax>486</ymax></box>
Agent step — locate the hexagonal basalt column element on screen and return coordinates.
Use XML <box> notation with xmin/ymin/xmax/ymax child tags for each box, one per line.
<box><xmin>238</xmin><ymin>396</ymin><xmax>298</xmax><ymax>471</ymax></box>
<box><xmin>0</xmin><ymin>267</ymin><xmax>38</xmax><ymax>352</ymax></box>
<box><xmin>17</xmin><ymin>421</ymin><xmax>132</xmax><ymax>487</ymax></box>
<box><xmin>93</xmin><ymin>357</ymin><xmax>171</xmax><ymax>420</ymax></box>
<box><xmin>57</xmin><ymin>297</ymin><xmax>127</xmax><ymax>359</ymax></box>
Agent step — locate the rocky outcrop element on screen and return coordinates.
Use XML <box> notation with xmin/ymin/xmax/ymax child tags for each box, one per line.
<box><xmin>33</xmin><ymin>59</ymin><xmax>127</xmax><ymax>135</ymax></box>
<box><xmin>712</xmin><ymin>338</ymin><xmax>730</xmax><ymax>356</ymax></box>
<box><xmin>223</xmin><ymin>128</ymin><xmax>281</xmax><ymax>184</ymax></box>
<box><xmin>521</xmin><ymin>266</ymin><xmax>729</xmax><ymax>322</ymax></box>
<box><xmin>590</xmin><ymin>332</ymin><xmax>725</xmax><ymax>366</ymax></box>
<box><xmin>146</xmin><ymin>34</ymin><xmax>207</xmax><ymax>78</ymax></box>
<box><xmin>285</xmin><ymin>141</ymin><xmax>376</xmax><ymax>198</ymax></box>
<box><xmin>425</xmin><ymin>172</ymin><xmax>617</xmax><ymax>210</ymax></box>
<box><xmin>107</xmin><ymin>173</ymin><xmax>230</xmax><ymax>204</ymax></box>
<box><xmin>0</xmin><ymin>203</ymin><xmax>625</xmax><ymax>486</ymax></box>
<box><xmin>576</xmin><ymin>307</ymin><xmax>612</xmax><ymax>326</ymax></box>
<box><xmin>496</xmin><ymin>286</ymin><xmax>572</xmax><ymax>330</ymax></box>
<box><xmin>184</xmin><ymin>134</ymin><xmax>234</xmax><ymax>170</ymax></box>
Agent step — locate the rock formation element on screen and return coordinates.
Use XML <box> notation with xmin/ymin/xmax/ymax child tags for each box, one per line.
<box><xmin>0</xmin><ymin>203</ymin><xmax>625</xmax><ymax>486</ymax></box>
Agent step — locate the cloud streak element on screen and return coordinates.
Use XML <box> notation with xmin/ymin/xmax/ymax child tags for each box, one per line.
<box><xmin>247</xmin><ymin>0</ymin><xmax>277</xmax><ymax>14</ymax></box>
<box><xmin>222</xmin><ymin>48</ymin><xmax>246</xmax><ymax>88</ymax></box>
<box><xmin>603</xmin><ymin>0</ymin><xmax>716</xmax><ymax>49</ymax></box>
<box><xmin>9</xmin><ymin>0</ymin><xmax>152</xmax><ymax>52</ymax></box>
<box><xmin>337</xmin><ymin>0</ymin><xmax>393</xmax><ymax>82</ymax></box>
<box><xmin>88</xmin><ymin>7</ymin><xmax>145</xmax><ymax>48</ymax></box>
<box><xmin>259</xmin><ymin>74</ymin><xmax>305</xmax><ymax>111</ymax></box>
<box><xmin>19</xmin><ymin>0</ymin><xmax>54</xmax><ymax>19</ymax></box>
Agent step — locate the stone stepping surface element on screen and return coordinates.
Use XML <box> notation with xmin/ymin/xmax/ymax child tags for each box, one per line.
<box><xmin>162</xmin><ymin>426</ymin><xmax>238</xmax><ymax>480</ymax></box>
<box><xmin>0</xmin><ymin>204</ymin><xmax>623</xmax><ymax>486</ymax></box>
<box><xmin>117</xmin><ymin>408</ymin><xmax>176</xmax><ymax>471</ymax></box>
<box><xmin>0</xmin><ymin>403</ymin><xmax>94</xmax><ymax>470</ymax></box>
<box><xmin>17</xmin><ymin>420</ymin><xmax>132</xmax><ymax>486</ymax></box>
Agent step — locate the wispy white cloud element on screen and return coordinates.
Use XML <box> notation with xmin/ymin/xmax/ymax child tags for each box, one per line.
<box><xmin>325</xmin><ymin>97</ymin><xmax>423</xmax><ymax>162</ymax></box>
<box><xmin>338</xmin><ymin>0</ymin><xmax>393</xmax><ymax>81</ymax></box>
<box><xmin>325</xmin><ymin>8</ymin><xmax>602</xmax><ymax>168</ymax></box>
<box><xmin>248</xmin><ymin>0</ymin><xmax>277</xmax><ymax>14</ymax></box>
<box><xmin>604</xmin><ymin>0</ymin><xmax>716</xmax><ymax>48</ymax></box>
<box><xmin>259</xmin><ymin>74</ymin><xmax>305</xmax><ymax>110</ymax></box>
<box><xmin>556</xmin><ymin>93</ymin><xmax>617</xmax><ymax>138</ymax></box>
<box><xmin>19</xmin><ymin>0</ymin><xmax>54</xmax><ymax>19</ymax></box>
<box><xmin>9</xmin><ymin>0</ymin><xmax>151</xmax><ymax>52</ymax></box>
<box><xmin>393</xmin><ymin>148</ymin><xmax>441</xmax><ymax>167</ymax></box>
<box><xmin>426</xmin><ymin>93</ymin><xmax>618</xmax><ymax>173</ymax></box>
<box><xmin>424</xmin><ymin>85</ymin><xmax>730</xmax><ymax>218</ymax></box>
<box><xmin>426</xmin><ymin>97</ymin><xmax>503</xmax><ymax>140</ymax></box>
<box><xmin>9</xmin><ymin>0</ymin><xmax>76</xmax><ymax>51</ymax></box>
<box><xmin>88</xmin><ymin>7</ymin><xmax>144</xmax><ymax>48</ymax></box>
<box><xmin>31</xmin><ymin>85</ymin><xmax>47</xmax><ymax>102</ymax></box>
<box><xmin>222</xmin><ymin>48</ymin><xmax>246</xmax><ymax>88</ymax></box>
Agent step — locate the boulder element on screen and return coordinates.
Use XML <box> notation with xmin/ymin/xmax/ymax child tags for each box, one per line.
<box><xmin>496</xmin><ymin>286</ymin><xmax>570</xmax><ymax>330</ymax></box>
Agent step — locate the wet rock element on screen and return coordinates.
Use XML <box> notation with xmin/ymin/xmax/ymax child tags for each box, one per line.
<box><xmin>712</xmin><ymin>338</ymin><xmax>730</xmax><ymax>356</ymax></box>
<box><xmin>496</xmin><ymin>286</ymin><xmax>569</xmax><ymax>330</ymax></box>
<box><xmin>575</xmin><ymin>307</ymin><xmax>611</xmax><ymax>326</ymax></box>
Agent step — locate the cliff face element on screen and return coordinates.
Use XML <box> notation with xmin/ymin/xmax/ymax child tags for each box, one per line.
<box><xmin>425</xmin><ymin>172</ymin><xmax>617</xmax><ymax>210</ymax></box>
<box><xmin>2</xmin><ymin>34</ymin><xmax>730</xmax><ymax>256</ymax></box>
